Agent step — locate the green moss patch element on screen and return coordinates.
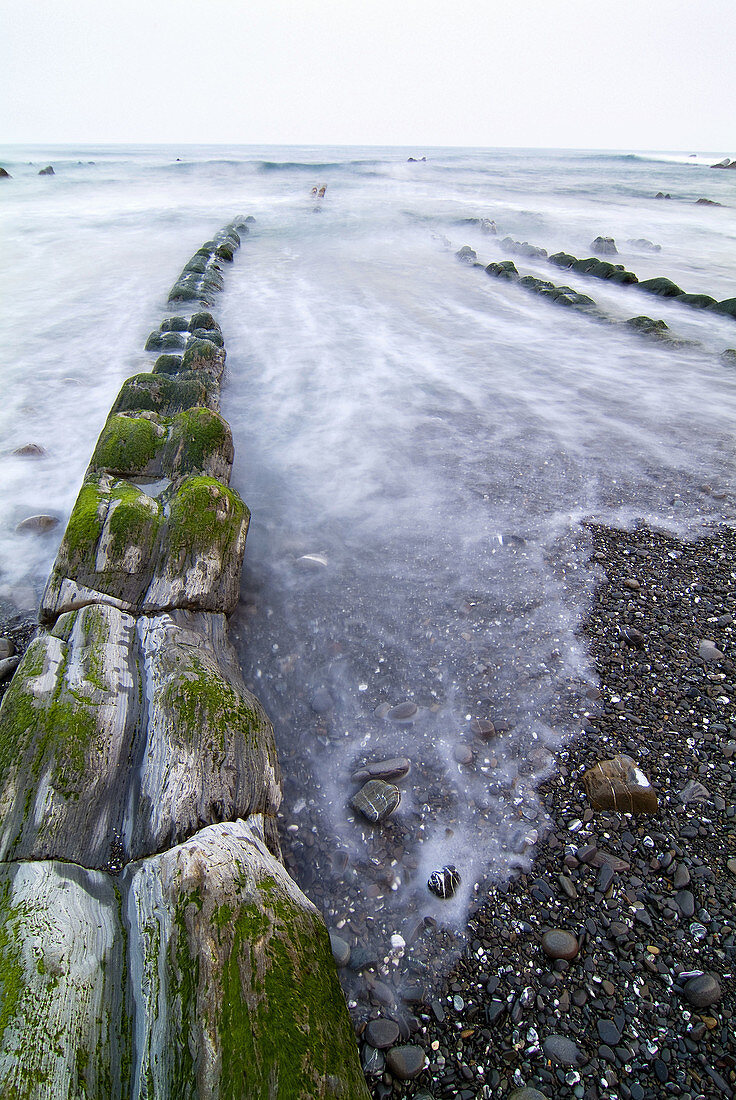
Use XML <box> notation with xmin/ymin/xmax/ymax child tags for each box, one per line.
<box><xmin>91</xmin><ymin>416</ymin><xmax>162</xmax><ymax>476</ymax></box>
<box><xmin>110</xmin><ymin>373</ymin><xmax>218</xmax><ymax>417</ymax></box>
<box><xmin>166</xmin><ymin>476</ymin><xmax>248</xmax><ymax>564</ymax></box>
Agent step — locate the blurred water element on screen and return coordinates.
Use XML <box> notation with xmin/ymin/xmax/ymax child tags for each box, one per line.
<box><xmin>1</xmin><ymin>143</ymin><xmax>735</xmax><ymax>937</ymax></box>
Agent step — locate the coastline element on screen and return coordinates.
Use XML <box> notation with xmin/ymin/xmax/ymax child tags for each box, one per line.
<box><xmin>362</xmin><ymin>521</ymin><xmax>735</xmax><ymax>1098</ymax></box>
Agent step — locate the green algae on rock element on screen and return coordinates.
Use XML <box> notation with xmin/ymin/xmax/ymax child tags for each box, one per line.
<box><xmin>124</xmin><ymin>817</ymin><xmax>371</xmax><ymax>1100</ymax></box>
<box><xmin>90</xmin><ymin>409</ymin><xmax>233</xmax><ymax>483</ymax></box>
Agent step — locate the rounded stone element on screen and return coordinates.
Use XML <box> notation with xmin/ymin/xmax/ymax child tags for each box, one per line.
<box><xmin>542</xmin><ymin>1034</ymin><xmax>586</xmax><ymax>1067</ymax></box>
<box><xmin>349</xmin><ymin>779</ymin><xmax>401</xmax><ymax>823</ymax></box>
<box><xmin>16</xmin><ymin>514</ymin><xmax>59</xmax><ymax>534</ymax></box>
<box><xmin>0</xmin><ymin>638</ymin><xmax>15</xmax><ymax>660</ymax></box>
<box><xmin>387</xmin><ymin>701</ymin><xmax>418</xmax><ymax>722</ymax></box>
<box><xmin>385</xmin><ymin>1044</ymin><xmax>425</xmax><ymax>1080</ymax></box>
<box><xmin>427</xmin><ymin>865</ymin><xmax>461</xmax><ymax>899</ymax></box>
<box><xmin>12</xmin><ymin>443</ymin><xmax>46</xmax><ymax>457</ymax></box>
<box><xmin>683</xmin><ymin>974</ymin><xmax>722</xmax><ymax>1008</ymax></box>
<box><xmin>540</xmin><ymin>929</ymin><xmax>579</xmax><ymax>961</ymax></box>
<box><xmin>365</xmin><ymin>1017</ymin><xmax>400</xmax><ymax>1049</ymax></box>
<box><xmin>454</xmin><ymin>743</ymin><xmax>473</xmax><ymax>765</ymax></box>
<box><xmin>508</xmin><ymin>1090</ymin><xmax>548</xmax><ymax>1100</ymax></box>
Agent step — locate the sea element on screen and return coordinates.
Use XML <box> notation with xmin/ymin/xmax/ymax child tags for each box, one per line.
<box><xmin>1</xmin><ymin>144</ymin><xmax>735</xmax><ymax>945</ymax></box>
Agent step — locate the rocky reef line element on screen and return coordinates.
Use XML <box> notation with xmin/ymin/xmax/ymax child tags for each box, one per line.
<box><xmin>0</xmin><ymin>222</ymin><xmax>369</xmax><ymax>1098</ymax></box>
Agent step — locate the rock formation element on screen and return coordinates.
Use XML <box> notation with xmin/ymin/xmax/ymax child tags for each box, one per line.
<box><xmin>0</xmin><ymin>221</ymin><xmax>369</xmax><ymax>1098</ymax></box>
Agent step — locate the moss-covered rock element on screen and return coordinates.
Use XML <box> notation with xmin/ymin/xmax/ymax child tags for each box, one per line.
<box><xmin>548</xmin><ymin>252</ymin><xmax>576</xmax><ymax>268</ymax></box>
<box><xmin>129</xmin><ymin>612</ymin><xmax>281</xmax><ymax>859</ymax></box>
<box><xmin>160</xmin><ymin>316</ymin><xmax>189</xmax><ymax>333</ymax></box>
<box><xmin>674</xmin><ymin>293</ymin><xmax>718</xmax><ymax>309</ymax></box>
<box><xmin>110</xmin><ymin>372</ymin><xmax>219</xmax><ymax>416</ymax></box>
<box><xmin>190</xmin><ymin>327</ymin><xmax>224</xmax><ymax>347</ymax></box>
<box><xmin>637</xmin><ymin>276</ymin><xmax>684</xmax><ymax>298</ymax></box>
<box><xmin>0</xmin><ymin>604</ymin><xmax>141</xmax><ymax>865</ymax></box>
<box><xmin>189</xmin><ymin>311</ymin><xmax>221</xmax><ymax>334</ymax></box>
<box><xmin>624</xmin><ymin>315</ymin><xmax>670</xmax><ymax>337</ymax></box>
<box><xmin>485</xmin><ymin>260</ymin><xmax>518</xmax><ymax>279</ymax></box>
<box><xmin>41</xmin><ymin>477</ymin><xmax>166</xmax><ymax>619</ymax></box>
<box><xmin>125</xmin><ymin>817</ymin><xmax>370</xmax><ymax>1100</ymax></box>
<box><xmin>180</xmin><ymin>339</ymin><xmax>226</xmax><ymax>382</ymax></box>
<box><xmin>90</xmin><ymin>409</ymin><xmax>233</xmax><ymax>483</ymax></box>
<box><xmin>143</xmin><ymin>477</ymin><xmax>249</xmax><ymax>614</ymax></box>
<box><xmin>152</xmin><ymin>354</ymin><xmax>184</xmax><ymax>376</ymax></box>
<box><xmin>0</xmin><ymin>860</ymin><xmax>128</xmax><ymax>1099</ymax></box>
<box><xmin>145</xmin><ymin>330</ymin><xmax>187</xmax><ymax>352</ymax></box>
<box><xmin>710</xmin><ymin>297</ymin><xmax>736</xmax><ymax>318</ymax></box>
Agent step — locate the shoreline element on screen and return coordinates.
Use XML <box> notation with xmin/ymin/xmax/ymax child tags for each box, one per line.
<box><xmin>361</xmin><ymin>520</ymin><xmax>735</xmax><ymax>1098</ymax></box>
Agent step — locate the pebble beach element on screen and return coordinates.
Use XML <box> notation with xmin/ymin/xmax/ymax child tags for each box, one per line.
<box><xmin>347</xmin><ymin>520</ymin><xmax>735</xmax><ymax>1099</ymax></box>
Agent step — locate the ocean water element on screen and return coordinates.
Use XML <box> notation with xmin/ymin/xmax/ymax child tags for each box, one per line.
<box><xmin>1</xmin><ymin>144</ymin><xmax>735</xmax><ymax>953</ymax></box>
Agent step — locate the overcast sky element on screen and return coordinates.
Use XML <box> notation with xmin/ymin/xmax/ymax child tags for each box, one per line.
<box><xmin>2</xmin><ymin>0</ymin><xmax>734</xmax><ymax>150</ymax></box>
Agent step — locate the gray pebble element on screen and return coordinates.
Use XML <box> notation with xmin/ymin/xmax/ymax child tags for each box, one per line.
<box><xmin>540</xmin><ymin>929</ymin><xmax>579</xmax><ymax>960</ymax></box>
<box><xmin>16</xmin><ymin>514</ymin><xmax>59</xmax><ymax>534</ymax></box>
<box><xmin>349</xmin><ymin>779</ymin><xmax>400</xmax><ymax>823</ymax></box>
<box><xmin>675</xmin><ymin>889</ymin><xmax>695</xmax><ymax>917</ymax></box>
<box><xmin>385</xmin><ymin>1045</ymin><xmax>425</xmax><ymax>1080</ymax></box>
<box><xmin>0</xmin><ymin>638</ymin><xmax>14</xmax><ymax>660</ymax></box>
<box><xmin>542</xmin><ymin>1034</ymin><xmax>586</xmax><ymax>1066</ymax></box>
<box><xmin>508</xmin><ymin>1090</ymin><xmax>548</xmax><ymax>1100</ymax></box>
<box><xmin>698</xmin><ymin>638</ymin><xmax>725</xmax><ymax>662</ymax></box>
<box><xmin>365</xmin><ymin>1017</ymin><xmax>400</xmax><ymax>1049</ymax></box>
<box><xmin>453</xmin><ymin>743</ymin><xmax>473</xmax><ymax>765</ymax></box>
<box><xmin>672</xmin><ymin>862</ymin><xmax>691</xmax><ymax>888</ymax></box>
<box><xmin>361</xmin><ymin>1045</ymin><xmax>385</xmax><ymax>1075</ymax></box>
<box><xmin>0</xmin><ymin>656</ymin><xmax>21</xmax><ymax>681</ymax></box>
<box><xmin>328</xmin><ymin>931</ymin><xmax>350</xmax><ymax>968</ymax></box>
<box><xmin>387</xmin><ymin>701</ymin><xmax>418</xmax><ymax>723</ymax></box>
<box><xmin>683</xmin><ymin>973</ymin><xmax>722</xmax><ymax>1008</ymax></box>
<box><xmin>597</xmin><ymin>1019</ymin><xmax>622</xmax><ymax>1046</ymax></box>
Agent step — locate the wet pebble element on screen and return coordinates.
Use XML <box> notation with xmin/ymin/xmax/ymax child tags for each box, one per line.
<box><xmin>328</xmin><ymin>931</ymin><xmax>350</xmax><ymax>968</ymax></box>
<box><xmin>16</xmin><ymin>514</ymin><xmax>59</xmax><ymax>534</ymax></box>
<box><xmin>0</xmin><ymin>656</ymin><xmax>21</xmax><ymax>681</ymax></box>
<box><xmin>508</xmin><ymin>1090</ymin><xmax>547</xmax><ymax>1100</ymax></box>
<box><xmin>453</xmin><ymin>743</ymin><xmax>473</xmax><ymax>765</ymax></box>
<box><xmin>12</xmin><ymin>443</ymin><xmax>46</xmax><ymax>456</ymax></box>
<box><xmin>682</xmin><ymin>973</ymin><xmax>722</xmax><ymax>1008</ymax></box>
<box><xmin>0</xmin><ymin>638</ymin><xmax>14</xmax><ymax>660</ymax></box>
<box><xmin>427</xmin><ymin>865</ymin><xmax>460</xmax><ymax>899</ymax></box>
<box><xmin>361</xmin><ymin>1045</ymin><xmax>385</xmax><ymax>1075</ymax></box>
<box><xmin>349</xmin><ymin>779</ymin><xmax>401</xmax><ymax>823</ymax></box>
<box><xmin>387</xmin><ymin>702</ymin><xmax>418</xmax><ymax>723</ymax></box>
<box><xmin>364</xmin><ymin>1018</ymin><xmax>400</xmax><ymax>1049</ymax></box>
<box><xmin>597</xmin><ymin>1019</ymin><xmax>622</xmax><ymax>1046</ymax></box>
<box><xmin>542</xmin><ymin>1034</ymin><xmax>586</xmax><ymax>1067</ymax></box>
<box><xmin>351</xmin><ymin>757</ymin><xmax>411</xmax><ymax>783</ymax></box>
<box><xmin>385</xmin><ymin>1045</ymin><xmax>425</xmax><ymax>1080</ymax></box>
<box><xmin>540</xmin><ymin>929</ymin><xmax>579</xmax><ymax>960</ymax></box>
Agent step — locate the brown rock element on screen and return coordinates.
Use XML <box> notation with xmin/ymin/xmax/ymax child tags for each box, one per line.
<box><xmin>582</xmin><ymin>754</ymin><xmax>659</xmax><ymax>814</ymax></box>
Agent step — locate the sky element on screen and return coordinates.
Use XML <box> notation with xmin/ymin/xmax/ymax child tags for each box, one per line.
<box><xmin>1</xmin><ymin>0</ymin><xmax>734</xmax><ymax>151</ymax></box>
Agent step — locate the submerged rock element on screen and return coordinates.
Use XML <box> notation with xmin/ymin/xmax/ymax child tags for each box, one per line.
<box><xmin>427</xmin><ymin>865</ymin><xmax>460</xmax><ymax>899</ymax></box>
<box><xmin>16</xmin><ymin>514</ymin><xmax>59</xmax><ymax>534</ymax></box>
<box><xmin>591</xmin><ymin>236</ymin><xmax>618</xmax><ymax>254</ymax></box>
<box><xmin>582</xmin><ymin>754</ymin><xmax>659</xmax><ymax>814</ymax></box>
<box><xmin>351</xmin><ymin>757</ymin><xmax>411</xmax><ymax>782</ymax></box>
<box><xmin>38</xmin><ymin>165</ymin><xmax>55</xmax><ymax>175</ymax></box>
<box><xmin>350</xmin><ymin>779</ymin><xmax>401</xmax><ymax>823</ymax></box>
<box><xmin>456</xmin><ymin>245</ymin><xmax>478</xmax><ymax>264</ymax></box>
<box><xmin>0</xmin><ymin>166</ymin><xmax>11</xmax><ymax>179</ymax></box>
<box><xmin>12</xmin><ymin>443</ymin><xmax>46</xmax><ymax>457</ymax></box>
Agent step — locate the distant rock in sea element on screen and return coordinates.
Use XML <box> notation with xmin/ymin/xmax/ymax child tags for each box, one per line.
<box><xmin>38</xmin><ymin>165</ymin><xmax>55</xmax><ymax>176</ymax></box>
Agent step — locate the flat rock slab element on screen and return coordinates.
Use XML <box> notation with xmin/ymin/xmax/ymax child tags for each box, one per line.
<box><xmin>0</xmin><ymin>605</ymin><xmax>281</xmax><ymax>867</ymax></box>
